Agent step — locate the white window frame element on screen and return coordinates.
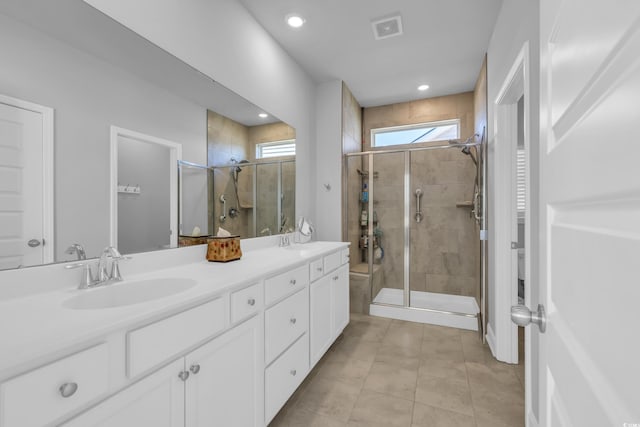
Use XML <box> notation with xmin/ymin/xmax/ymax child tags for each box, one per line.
<box><xmin>371</xmin><ymin>118</ymin><xmax>460</xmax><ymax>148</ymax></box>
<box><xmin>255</xmin><ymin>139</ymin><xmax>296</xmax><ymax>159</ymax></box>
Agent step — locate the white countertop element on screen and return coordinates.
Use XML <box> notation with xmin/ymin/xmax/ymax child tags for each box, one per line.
<box><xmin>0</xmin><ymin>241</ymin><xmax>348</xmax><ymax>379</ymax></box>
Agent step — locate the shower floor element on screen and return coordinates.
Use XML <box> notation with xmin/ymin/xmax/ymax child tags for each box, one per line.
<box><xmin>370</xmin><ymin>287</ymin><xmax>479</xmax><ymax>331</ymax></box>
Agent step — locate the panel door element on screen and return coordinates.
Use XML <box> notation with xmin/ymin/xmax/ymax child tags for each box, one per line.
<box><xmin>185</xmin><ymin>315</ymin><xmax>263</xmax><ymax>427</ymax></box>
<box><xmin>62</xmin><ymin>359</ymin><xmax>185</xmax><ymax>427</ymax></box>
<box><xmin>310</xmin><ymin>274</ymin><xmax>332</xmax><ymax>367</ymax></box>
<box><xmin>538</xmin><ymin>0</ymin><xmax>640</xmax><ymax>424</ymax></box>
<box><xmin>0</xmin><ymin>101</ymin><xmax>44</xmax><ymax>269</ymax></box>
<box><xmin>331</xmin><ymin>264</ymin><xmax>350</xmax><ymax>338</ymax></box>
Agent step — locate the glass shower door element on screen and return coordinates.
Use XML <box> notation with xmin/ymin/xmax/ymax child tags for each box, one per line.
<box><xmin>369</xmin><ymin>151</ymin><xmax>405</xmax><ymax>307</ymax></box>
<box><xmin>408</xmin><ymin>148</ymin><xmax>480</xmax><ymax>312</ymax></box>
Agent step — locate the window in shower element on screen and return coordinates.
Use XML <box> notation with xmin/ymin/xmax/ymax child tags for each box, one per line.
<box><xmin>255</xmin><ymin>139</ymin><xmax>296</xmax><ymax>159</ymax></box>
<box><xmin>371</xmin><ymin>119</ymin><xmax>460</xmax><ymax>147</ymax></box>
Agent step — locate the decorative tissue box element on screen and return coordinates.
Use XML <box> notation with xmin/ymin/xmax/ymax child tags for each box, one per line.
<box><xmin>206</xmin><ymin>236</ymin><xmax>242</xmax><ymax>262</ymax></box>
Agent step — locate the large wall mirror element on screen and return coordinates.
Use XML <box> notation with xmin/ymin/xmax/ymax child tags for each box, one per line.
<box><xmin>0</xmin><ymin>0</ymin><xmax>295</xmax><ymax>271</ymax></box>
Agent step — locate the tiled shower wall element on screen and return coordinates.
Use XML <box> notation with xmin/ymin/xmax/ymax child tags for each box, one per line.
<box><xmin>360</xmin><ymin>92</ymin><xmax>480</xmax><ymax>302</ymax></box>
<box><xmin>207</xmin><ymin>110</ymin><xmax>251</xmax><ymax>237</ymax></box>
<box><xmin>207</xmin><ymin>110</ymin><xmax>295</xmax><ymax>237</ymax></box>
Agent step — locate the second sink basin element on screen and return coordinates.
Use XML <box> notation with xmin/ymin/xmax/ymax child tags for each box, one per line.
<box><xmin>63</xmin><ymin>278</ymin><xmax>197</xmax><ymax>310</ymax></box>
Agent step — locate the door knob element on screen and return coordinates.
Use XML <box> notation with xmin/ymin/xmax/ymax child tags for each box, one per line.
<box><xmin>511</xmin><ymin>304</ymin><xmax>546</xmax><ymax>333</ymax></box>
<box><xmin>28</xmin><ymin>239</ymin><xmax>42</xmax><ymax>247</ymax></box>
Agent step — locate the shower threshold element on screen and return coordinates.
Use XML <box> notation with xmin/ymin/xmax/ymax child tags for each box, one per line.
<box><xmin>370</xmin><ymin>288</ymin><xmax>479</xmax><ymax>331</ymax></box>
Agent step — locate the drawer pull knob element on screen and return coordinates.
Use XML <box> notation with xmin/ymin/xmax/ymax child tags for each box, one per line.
<box><xmin>290</xmin><ymin>317</ymin><xmax>297</xmax><ymax>325</ymax></box>
<box><xmin>190</xmin><ymin>364</ymin><xmax>201</xmax><ymax>374</ymax></box>
<box><xmin>290</xmin><ymin>279</ymin><xmax>297</xmax><ymax>285</ymax></box>
<box><xmin>178</xmin><ymin>370</ymin><xmax>190</xmax><ymax>381</ymax></box>
<box><xmin>290</xmin><ymin>369</ymin><xmax>297</xmax><ymax>376</ymax></box>
<box><xmin>333</xmin><ymin>276</ymin><xmax>339</xmax><ymax>281</ymax></box>
<box><xmin>247</xmin><ymin>298</ymin><xmax>256</xmax><ymax>306</ymax></box>
<box><xmin>316</xmin><ymin>267</ymin><xmax>322</xmax><ymax>272</ymax></box>
<box><xmin>59</xmin><ymin>382</ymin><xmax>78</xmax><ymax>398</ymax></box>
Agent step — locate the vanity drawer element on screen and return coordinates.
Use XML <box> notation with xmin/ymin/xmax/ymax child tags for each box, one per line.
<box><xmin>231</xmin><ymin>282</ymin><xmax>262</xmax><ymax>323</ymax></box>
<box><xmin>309</xmin><ymin>258</ymin><xmax>324</xmax><ymax>282</ymax></box>
<box><xmin>265</xmin><ymin>333</ymin><xmax>309</xmax><ymax>424</ymax></box>
<box><xmin>265</xmin><ymin>287</ymin><xmax>308</xmax><ymax>364</ymax></box>
<box><xmin>127</xmin><ymin>297</ymin><xmax>226</xmax><ymax>378</ymax></box>
<box><xmin>265</xmin><ymin>264</ymin><xmax>308</xmax><ymax>305</ymax></box>
<box><xmin>341</xmin><ymin>248</ymin><xmax>350</xmax><ymax>265</ymax></box>
<box><xmin>323</xmin><ymin>250</ymin><xmax>341</xmax><ymax>274</ymax></box>
<box><xmin>0</xmin><ymin>343</ymin><xmax>109</xmax><ymax>427</ymax></box>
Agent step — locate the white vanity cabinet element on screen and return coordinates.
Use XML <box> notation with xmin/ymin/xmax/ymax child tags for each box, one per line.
<box><xmin>63</xmin><ymin>316</ymin><xmax>262</xmax><ymax>427</ymax></box>
<box><xmin>62</xmin><ymin>359</ymin><xmax>185</xmax><ymax>427</ymax></box>
<box><xmin>184</xmin><ymin>315</ymin><xmax>263</xmax><ymax>427</ymax></box>
<box><xmin>1</xmin><ymin>242</ymin><xmax>349</xmax><ymax>427</ymax></box>
<box><xmin>309</xmin><ymin>249</ymin><xmax>350</xmax><ymax>368</ymax></box>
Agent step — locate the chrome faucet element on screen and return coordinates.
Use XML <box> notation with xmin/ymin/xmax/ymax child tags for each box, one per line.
<box><xmin>65</xmin><ymin>245</ymin><xmax>128</xmax><ymax>289</ymax></box>
<box><xmin>65</xmin><ymin>243</ymin><xmax>87</xmax><ymax>260</ymax></box>
<box><xmin>97</xmin><ymin>246</ymin><xmax>124</xmax><ymax>283</ymax></box>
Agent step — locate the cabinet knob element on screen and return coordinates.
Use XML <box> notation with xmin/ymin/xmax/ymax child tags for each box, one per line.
<box><xmin>247</xmin><ymin>298</ymin><xmax>256</xmax><ymax>306</ymax></box>
<box><xmin>333</xmin><ymin>276</ymin><xmax>339</xmax><ymax>281</ymax></box>
<box><xmin>290</xmin><ymin>279</ymin><xmax>297</xmax><ymax>285</ymax></box>
<box><xmin>178</xmin><ymin>370</ymin><xmax>190</xmax><ymax>381</ymax></box>
<box><xmin>59</xmin><ymin>382</ymin><xmax>78</xmax><ymax>398</ymax></box>
<box><xmin>290</xmin><ymin>369</ymin><xmax>297</xmax><ymax>376</ymax></box>
<box><xmin>290</xmin><ymin>317</ymin><xmax>297</xmax><ymax>325</ymax></box>
<box><xmin>316</xmin><ymin>267</ymin><xmax>322</xmax><ymax>272</ymax></box>
<box><xmin>190</xmin><ymin>364</ymin><xmax>201</xmax><ymax>374</ymax></box>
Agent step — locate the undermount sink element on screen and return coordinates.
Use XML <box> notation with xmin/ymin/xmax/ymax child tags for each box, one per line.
<box><xmin>63</xmin><ymin>278</ymin><xmax>197</xmax><ymax>310</ymax></box>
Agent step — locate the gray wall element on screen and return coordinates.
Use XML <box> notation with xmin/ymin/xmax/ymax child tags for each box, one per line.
<box><xmin>117</xmin><ymin>136</ymin><xmax>171</xmax><ymax>254</ymax></box>
<box><xmin>0</xmin><ymin>14</ymin><xmax>206</xmax><ymax>261</ymax></box>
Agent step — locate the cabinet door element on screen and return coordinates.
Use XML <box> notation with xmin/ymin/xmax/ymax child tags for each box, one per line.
<box><xmin>331</xmin><ymin>265</ymin><xmax>350</xmax><ymax>339</ymax></box>
<box><xmin>310</xmin><ymin>275</ymin><xmax>332</xmax><ymax>367</ymax></box>
<box><xmin>62</xmin><ymin>359</ymin><xmax>185</xmax><ymax>427</ymax></box>
<box><xmin>185</xmin><ymin>315</ymin><xmax>263</xmax><ymax>427</ymax></box>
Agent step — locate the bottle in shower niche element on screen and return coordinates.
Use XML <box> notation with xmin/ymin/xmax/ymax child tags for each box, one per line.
<box><xmin>362</xmin><ymin>182</ymin><xmax>369</xmax><ymax>203</ymax></box>
<box><xmin>360</xmin><ymin>209</ymin><xmax>368</xmax><ymax>226</ymax></box>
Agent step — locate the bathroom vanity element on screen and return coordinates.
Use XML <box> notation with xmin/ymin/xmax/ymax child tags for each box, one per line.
<box><xmin>0</xmin><ymin>240</ymin><xmax>349</xmax><ymax>427</ymax></box>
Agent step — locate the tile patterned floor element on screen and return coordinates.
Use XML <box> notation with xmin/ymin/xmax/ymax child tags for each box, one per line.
<box><xmin>269</xmin><ymin>313</ymin><xmax>525</xmax><ymax>427</ymax></box>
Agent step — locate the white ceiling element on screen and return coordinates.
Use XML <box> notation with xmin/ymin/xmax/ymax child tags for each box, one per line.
<box><xmin>239</xmin><ymin>0</ymin><xmax>503</xmax><ymax>107</ymax></box>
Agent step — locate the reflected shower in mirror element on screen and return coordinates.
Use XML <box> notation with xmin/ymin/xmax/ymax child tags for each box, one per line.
<box><xmin>0</xmin><ymin>0</ymin><xmax>296</xmax><ymax>271</ymax></box>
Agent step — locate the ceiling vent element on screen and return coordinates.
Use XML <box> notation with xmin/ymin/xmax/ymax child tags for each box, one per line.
<box><xmin>371</xmin><ymin>14</ymin><xmax>403</xmax><ymax>40</ymax></box>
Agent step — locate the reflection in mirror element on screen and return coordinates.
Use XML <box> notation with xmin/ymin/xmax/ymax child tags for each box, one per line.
<box><xmin>0</xmin><ymin>0</ymin><xmax>296</xmax><ymax>270</ymax></box>
<box><xmin>178</xmin><ymin>158</ymin><xmax>295</xmax><ymax>242</ymax></box>
<box><xmin>114</xmin><ymin>128</ymin><xmax>181</xmax><ymax>254</ymax></box>
<box><xmin>206</xmin><ymin>110</ymin><xmax>296</xmax><ymax>240</ymax></box>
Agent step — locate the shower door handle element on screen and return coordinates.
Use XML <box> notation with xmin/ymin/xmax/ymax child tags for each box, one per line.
<box><xmin>415</xmin><ymin>189</ymin><xmax>423</xmax><ymax>223</ymax></box>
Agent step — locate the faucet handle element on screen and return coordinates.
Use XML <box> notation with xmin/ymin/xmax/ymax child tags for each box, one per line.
<box><xmin>109</xmin><ymin>255</ymin><xmax>131</xmax><ymax>282</ymax></box>
<box><xmin>65</xmin><ymin>261</ymin><xmax>96</xmax><ymax>289</ymax></box>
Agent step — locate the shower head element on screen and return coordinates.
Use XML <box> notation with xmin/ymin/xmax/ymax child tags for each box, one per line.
<box><xmin>231</xmin><ymin>158</ymin><xmax>249</xmax><ymax>174</ymax></box>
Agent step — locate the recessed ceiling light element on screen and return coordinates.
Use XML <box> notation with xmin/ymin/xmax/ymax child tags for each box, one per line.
<box><xmin>418</xmin><ymin>84</ymin><xmax>430</xmax><ymax>91</ymax></box>
<box><xmin>258</xmin><ymin>113</ymin><xmax>269</xmax><ymax>118</ymax></box>
<box><xmin>286</xmin><ymin>14</ymin><xmax>305</xmax><ymax>28</ymax></box>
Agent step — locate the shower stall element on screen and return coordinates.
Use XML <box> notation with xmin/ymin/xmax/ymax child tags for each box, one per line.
<box><xmin>177</xmin><ymin>159</ymin><xmax>295</xmax><ymax>240</ymax></box>
<box><xmin>344</xmin><ymin>136</ymin><xmax>486</xmax><ymax>331</ymax></box>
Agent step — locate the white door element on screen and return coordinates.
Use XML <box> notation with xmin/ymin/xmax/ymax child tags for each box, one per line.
<box><xmin>0</xmin><ymin>98</ymin><xmax>52</xmax><ymax>269</ymax></box>
<box><xmin>535</xmin><ymin>0</ymin><xmax>640</xmax><ymax>424</ymax></box>
<box><xmin>185</xmin><ymin>315</ymin><xmax>263</xmax><ymax>427</ymax></box>
<box><xmin>62</xmin><ymin>359</ymin><xmax>185</xmax><ymax>427</ymax></box>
